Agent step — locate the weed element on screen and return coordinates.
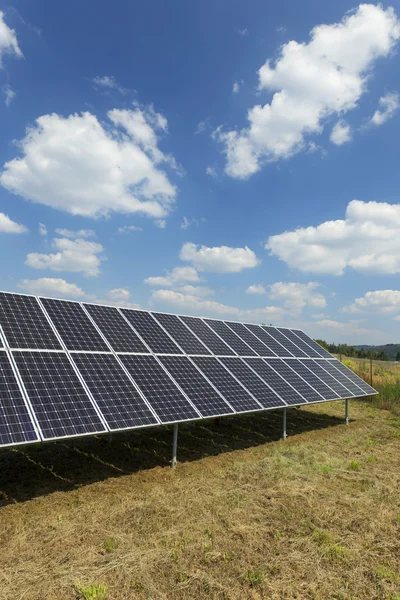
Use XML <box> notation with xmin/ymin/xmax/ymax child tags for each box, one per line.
<box><xmin>349</xmin><ymin>460</ymin><xmax>360</xmax><ymax>471</ymax></box>
<box><xmin>103</xmin><ymin>538</ymin><xmax>118</xmax><ymax>553</ymax></box>
<box><xmin>75</xmin><ymin>583</ymin><xmax>108</xmax><ymax>600</ymax></box>
<box><xmin>315</xmin><ymin>464</ymin><xmax>333</xmax><ymax>473</ymax></box>
<box><xmin>375</xmin><ymin>567</ymin><xmax>399</xmax><ymax>583</ymax></box>
<box><xmin>368</xmin><ymin>455</ymin><xmax>376</xmax><ymax>463</ymax></box>
<box><xmin>178</xmin><ymin>571</ymin><xmax>190</xmax><ymax>583</ymax></box>
<box><xmin>244</xmin><ymin>568</ymin><xmax>265</xmax><ymax>586</ymax></box>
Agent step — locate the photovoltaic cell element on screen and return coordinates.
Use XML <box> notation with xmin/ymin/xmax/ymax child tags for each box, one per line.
<box><xmin>290</xmin><ymin>330</ymin><xmax>332</xmax><ymax>358</ymax></box>
<box><xmin>0</xmin><ymin>293</ymin><xmax>62</xmax><ymax>350</ymax></box>
<box><xmin>119</xmin><ymin>354</ymin><xmax>199</xmax><ymax>423</ymax></box>
<box><xmin>204</xmin><ymin>319</ymin><xmax>257</xmax><ymax>356</ymax></box>
<box><xmin>277</xmin><ymin>328</ymin><xmax>321</xmax><ymax>358</ymax></box>
<box><xmin>263</xmin><ymin>327</ymin><xmax>308</xmax><ymax>358</ymax></box>
<box><xmin>284</xmin><ymin>359</ymin><xmax>337</xmax><ymax>400</ymax></box>
<box><xmin>13</xmin><ymin>351</ymin><xmax>106</xmax><ymax>439</ymax></box>
<box><xmin>328</xmin><ymin>360</ymin><xmax>376</xmax><ymax>395</ymax></box>
<box><xmin>180</xmin><ymin>316</ymin><xmax>234</xmax><ymax>356</ymax></box>
<box><xmin>244</xmin><ymin>324</ymin><xmax>284</xmax><ymax>357</ymax></box>
<box><xmin>225</xmin><ymin>321</ymin><xmax>272</xmax><ymax>357</ymax></box>
<box><xmin>219</xmin><ymin>357</ymin><xmax>285</xmax><ymax>409</ymax></box>
<box><xmin>302</xmin><ymin>359</ymin><xmax>352</xmax><ymax>398</ymax></box>
<box><xmin>0</xmin><ymin>352</ymin><xmax>39</xmax><ymax>446</ymax></box>
<box><xmin>264</xmin><ymin>358</ymin><xmax>321</xmax><ymax>402</ymax></box>
<box><xmin>159</xmin><ymin>356</ymin><xmax>233</xmax><ymax>417</ymax></box>
<box><xmin>120</xmin><ymin>310</ymin><xmax>181</xmax><ymax>355</ymax></box>
<box><xmin>84</xmin><ymin>303</ymin><xmax>149</xmax><ymax>353</ymax></box>
<box><xmin>71</xmin><ymin>353</ymin><xmax>158</xmax><ymax>430</ymax></box>
<box><xmin>317</xmin><ymin>361</ymin><xmax>364</xmax><ymax>396</ymax></box>
<box><xmin>244</xmin><ymin>358</ymin><xmax>306</xmax><ymax>406</ymax></box>
<box><xmin>191</xmin><ymin>356</ymin><xmax>262</xmax><ymax>413</ymax></box>
<box><xmin>40</xmin><ymin>298</ymin><xmax>109</xmax><ymax>352</ymax></box>
<box><xmin>153</xmin><ymin>313</ymin><xmax>210</xmax><ymax>355</ymax></box>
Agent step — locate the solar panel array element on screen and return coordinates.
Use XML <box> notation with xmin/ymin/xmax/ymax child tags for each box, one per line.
<box><xmin>0</xmin><ymin>291</ymin><xmax>377</xmax><ymax>448</ymax></box>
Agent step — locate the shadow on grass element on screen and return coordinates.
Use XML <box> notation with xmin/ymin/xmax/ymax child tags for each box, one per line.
<box><xmin>0</xmin><ymin>407</ymin><xmax>345</xmax><ymax>507</ymax></box>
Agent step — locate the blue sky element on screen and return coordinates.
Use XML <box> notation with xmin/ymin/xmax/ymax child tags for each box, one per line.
<box><xmin>0</xmin><ymin>0</ymin><xmax>400</xmax><ymax>344</ymax></box>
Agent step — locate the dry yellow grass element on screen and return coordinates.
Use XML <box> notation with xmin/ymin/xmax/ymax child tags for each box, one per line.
<box><xmin>0</xmin><ymin>400</ymin><xmax>399</xmax><ymax>600</ymax></box>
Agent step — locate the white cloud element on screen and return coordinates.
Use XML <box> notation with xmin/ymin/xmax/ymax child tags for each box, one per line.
<box><xmin>246</xmin><ymin>284</ymin><xmax>267</xmax><ymax>295</ymax></box>
<box><xmin>107</xmin><ymin>288</ymin><xmax>130</xmax><ymax>302</ymax></box>
<box><xmin>25</xmin><ymin>237</ymin><xmax>104</xmax><ymax>277</ymax></box>
<box><xmin>237</xmin><ymin>28</ymin><xmax>249</xmax><ymax>37</ymax></box>
<box><xmin>180</xmin><ymin>242</ymin><xmax>260</xmax><ymax>273</ymax></box>
<box><xmin>206</xmin><ymin>166</ymin><xmax>217</xmax><ymax>178</ymax></box>
<box><xmin>155</xmin><ymin>219</ymin><xmax>167</xmax><ymax>229</ymax></box>
<box><xmin>176</xmin><ymin>284</ymin><xmax>214</xmax><ymax>297</ymax></box>
<box><xmin>266</xmin><ymin>199</ymin><xmax>400</xmax><ymax>275</ymax></box>
<box><xmin>18</xmin><ymin>277</ymin><xmax>87</xmax><ymax>299</ymax></box>
<box><xmin>216</xmin><ymin>4</ymin><xmax>400</xmax><ymax>178</ymax></box>
<box><xmin>394</xmin><ymin>315</ymin><xmax>400</xmax><ymax>321</ymax></box>
<box><xmin>0</xmin><ymin>107</ymin><xmax>177</xmax><ymax>221</ymax></box>
<box><xmin>268</xmin><ymin>282</ymin><xmax>326</xmax><ymax>315</ymax></box>
<box><xmin>0</xmin><ymin>212</ymin><xmax>27</xmax><ymax>233</ymax></box>
<box><xmin>343</xmin><ymin>290</ymin><xmax>400</xmax><ymax>314</ymax></box>
<box><xmin>39</xmin><ymin>223</ymin><xmax>47</xmax><ymax>236</ymax></box>
<box><xmin>55</xmin><ymin>228</ymin><xmax>95</xmax><ymax>239</ymax></box>
<box><xmin>150</xmin><ymin>289</ymin><xmax>284</xmax><ymax>323</ymax></box>
<box><xmin>233</xmin><ymin>81</ymin><xmax>240</xmax><ymax>94</ymax></box>
<box><xmin>117</xmin><ymin>224</ymin><xmax>143</xmax><ymax>234</ymax></box>
<box><xmin>0</xmin><ymin>11</ymin><xmax>22</xmax><ymax>67</ymax></box>
<box><xmin>145</xmin><ymin>265</ymin><xmax>201</xmax><ymax>287</ymax></box>
<box><xmin>180</xmin><ymin>216</ymin><xmax>203</xmax><ymax>230</ymax></box>
<box><xmin>369</xmin><ymin>91</ymin><xmax>399</xmax><ymax>126</ymax></box>
<box><xmin>194</xmin><ymin>119</ymin><xmax>210</xmax><ymax>135</ymax></box>
<box><xmin>330</xmin><ymin>120</ymin><xmax>352</xmax><ymax>145</ymax></box>
<box><xmin>2</xmin><ymin>84</ymin><xmax>15</xmax><ymax>106</ymax></box>
<box><xmin>315</xmin><ymin>318</ymin><xmax>372</xmax><ymax>336</ymax></box>
<box><xmin>91</xmin><ymin>75</ymin><xmax>127</xmax><ymax>94</ymax></box>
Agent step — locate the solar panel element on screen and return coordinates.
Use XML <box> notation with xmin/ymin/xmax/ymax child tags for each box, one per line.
<box><xmin>283</xmin><ymin>359</ymin><xmax>338</xmax><ymax>400</ymax></box>
<box><xmin>290</xmin><ymin>330</ymin><xmax>332</xmax><ymax>358</ymax></box>
<box><xmin>120</xmin><ymin>310</ymin><xmax>182</xmax><ymax>355</ymax></box>
<box><xmin>244</xmin><ymin>324</ymin><xmax>284</xmax><ymax>357</ymax></box>
<box><xmin>0</xmin><ymin>351</ymin><xmax>39</xmax><ymax>446</ymax></box>
<box><xmin>316</xmin><ymin>360</ymin><xmax>364</xmax><ymax>396</ymax></box>
<box><xmin>159</xmin><ymin>356</ymin><xmax>234</xmax><ymax>417</ymax></box>
<box><xmin>277</xmin><ymin>328</ymin><xmax>321</xmax><ymax>358</ymax></box>
<box><xmin>0</xmin><ymin>293</ymin><xmax>62</xmax><ymax>350</ymax></box>
<box><xmin>40</xmin><ymin>298</ymin><xmax>110</xmax><ymax>352</ymax></box>
<box><xmin>243</xmin><ymin>358</ymin><xmax>307</xmax><ymax>406</ymax></box>
<box><xmin>180</xmin><ymin>316</ymin><xmax>234</xmax><ymax>355</ymax></box>
<box><xmin>263</xmin><ymin>358</ymin><xmax>321</xmax><ymax>402</ymax></box>
<box><xmin>191</xmin><ymin>356</ymin><xmax>262</xmax><ymax>413</ymax></box>
<box><xmin>327</xmin><ymin>360</ymin><xmax>376</xmax><ymax>395</ymax></box>
<box><xmin>262</xmin><ymin>327</ymin><xmax>308</xmax><ymax>358</ymax></box>
<box><xmin>219</xmin><ymin>357</ymin><xmax>286</xmax><ymax>409</ymax></box>
<box><xmin>84</xmin><ymin>304</ymin><xmax>149</xmax><ymax>353</ymax></box>
<box><xmin>224</xmin><ymin>321</ymin><xmax>273</xmax><ymax>357</ymax></box>
<box><xmin>13</xmin><ymin>351</ymin><xmax>107</xmax><ymax>440</ymax></box>
<box><xmin>302</xmin><ymin>359</ymin><xmax>352</xmax><ymax>398</ymax></box>
<box><xmin>119</xmin><ymin>354</ymin><xmax>200</xmax><ymax>423</ymax></box>
<box><xmin>71</xmin><ymin>353</ymin><xmax>158</xmax><ymax>430</ymax></box>
<box><xmin>204</xmin><ymin>319</ymin><xmax>257</xmax><ymax>356</ymax></box>
<box><xmin>152</xmin><ymin>313</ymin><xmax>211</xmax><ymax>355</ymax></box>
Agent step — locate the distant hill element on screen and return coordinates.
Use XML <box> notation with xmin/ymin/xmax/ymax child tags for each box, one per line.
<box><xmin>355</xmin><ymin>344</ymin><xmax>400</xmax><ymax>361</ymax></box>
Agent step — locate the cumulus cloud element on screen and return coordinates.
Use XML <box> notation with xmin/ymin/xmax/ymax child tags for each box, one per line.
<box><xmin>2</xmin><ymin>84</ymin><xmax>15</xmax><ymax>106</ymax></box>
<box><xmin>215</xmin><ymin>4</ymin><xmax>400</xmax><ymax>178</ymax></box>
<box><xmin>145</xmin><ymin>266</ymin><xmax>202</xmax><ymax>287</ymax></box>
<box><xmin>343</xmin><ymin>289</ymin><xmax>400</xmax><ymax>314</ymax></box>
<box><xmin>38</xmin><ymin>223</ymin><xmax>47</xmax><ymax>236</ymax></box>
<box><xmin>0</xmin><ymin>11</ymin><xmax>22</xmax><ymax>67</ymax></box>
<box><xmin>0</xmin><ymin>106</ymin><xmax>177</xmax><ymax>221</ymax></box>
<box><xmin>55</xmin><ymin>228</ymin><xmax>95</xmax><ymax>239</ymax></box>
<box><xmin>98</xmin><ymin>288</ymin><xmax>140</xmax><ymax>309</ymax></box>
<box><xmin>268</xmin><ymin>282</ymin><xmax>326</xmax><ymax>314</ymax></box>
<box><xmin>266</xmin><ymin>199</ymin><xmax>400</xmax><ymax>275</ymax></box>
<box><xmin>315</xmin><ymin>318</ymin><xmax>373</xmax><ymax>336</ymax></box>
<box><xmin>330</xmin><ymin>120</ymin><xmax>352</xmax><ymax>145</ymax></box>
<box><xmin>25</xmin><ymin>237</ymin><xmax>104</xmax><ymax>277</ymax></box>
<box><xmin>206</xmin><ymin>166</ymin><xmax>217</xmax><ymax>178</ymax></box>
<box><xmin>117</xmin><ymin>224</ymin><xmax>143</xmax><ymax>234</ymax></box>
<box><xmin>150</xmin><ymin>289</ymin><xmax>284</xmax><ymax>322</ymax></box>
<box><xmin>91</xmin><ymin>75</ymin><xmax>127</xmax><ymax>94</ymax></box>
<box><xmin>155</xmin><ymin>219</ymin><xmax>167</xmax><ymax>229</ymax></box>
<box><xmin>233</xmin><ymin>81</ymin><xmax>240</xmax><ymax>94</ymax></box>
<box><xmin>237</xmin><ymin>28</ymin><xmax>249</xmax><ymax>37</ymax></box>
<box><xmin>246</xmin><ymin>284</ymin><xmax>267</xmax><ymax>295</ymax></box>
<box><xmin>368</xmin><ymin>91</ymin><xmax>399</xmax><ymax>126</ymax></box>
<box><xmin>0</xmin><ymin>212</ymin><xmax>27</xmax><ymax>233</ymax></box>
<box><xmin>18</xmin><ymin>277</ymin><xmax>87</xmax><ymax>298</ymax></box>
<box><xmin>107</xmin><ymin>288</ymin><xmax>130</xmax><ymax>302</ymax></box>
<box><xmin>180</xmin><ymin>242</ymin><xmax>260</xmax><ymax>273</ymax></box>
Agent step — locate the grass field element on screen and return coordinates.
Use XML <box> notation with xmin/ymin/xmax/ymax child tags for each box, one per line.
<box><xmin>1</xmin><ymin>395</ymin><xmax>400</xmax><ymax>600</ymax></box>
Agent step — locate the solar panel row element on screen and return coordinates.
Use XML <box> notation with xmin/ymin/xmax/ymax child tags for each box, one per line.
<box><xmin>0</xmin><ymin>291</ymin><xmax>377</xmax><ymax>448</ymax></box>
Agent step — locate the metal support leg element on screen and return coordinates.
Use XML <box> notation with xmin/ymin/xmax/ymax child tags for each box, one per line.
<box><xmin>172</xmin><ymin>423</ymin><xmax>178</xmax><ymax>469</ymax></box>
<box><xmin>345</xmin><ymin>398</ymin><xmax>349</xmax><ymax>425</ymax></box>
<box><xmin>282</xmin><ymin>408</ymin><xmax>287</xmax><ymax>441</ymax></box>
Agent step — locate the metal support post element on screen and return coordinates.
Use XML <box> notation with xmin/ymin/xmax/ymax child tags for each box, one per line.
<box><xmin>172</xmin><ymin>423</ymin><xmax>178</xmax><ymax>468</ymax></box>
<box><xmin>345</xmin><ymin>398</ymin><xmax>349</xmax><ymax>425</ymax></box>
<box><xmin>282</xmin><ymin>408</ymin><xmax>287</xmax><ymax>440</ymax></box>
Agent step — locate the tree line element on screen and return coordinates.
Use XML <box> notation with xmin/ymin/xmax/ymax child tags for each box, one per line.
<box><xmin>315</xmin><ymin>340</ymin><xmax>393</xmax><ymax>361</ymax></box>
